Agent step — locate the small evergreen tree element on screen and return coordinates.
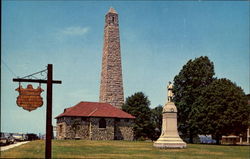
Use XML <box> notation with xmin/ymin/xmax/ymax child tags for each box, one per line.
<box><xmin>122</xmin><ymin>92</ymin><xmax>154</xmax><ymax>140</ymax></box>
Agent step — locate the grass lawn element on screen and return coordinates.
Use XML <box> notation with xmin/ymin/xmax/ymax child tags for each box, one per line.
<box><xmin>1</xmin><ymin>140</ymin><xmax>249</xmax><ymax>159</ymax></box>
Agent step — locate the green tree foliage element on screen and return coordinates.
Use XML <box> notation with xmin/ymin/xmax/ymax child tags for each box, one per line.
<box><xmin>195</xmin><ymin>78</ymin><xmax>249</xmax><ymax>144</ymax></box>
<box><xmin>122</xmin><ymin>92</ymin><xmax>154</xmax><ymax>140</ymax></box>
<box><xmin>247</xmin><ymin>94</ymin><xmax>250</xmax><ymax>126</ymax></box>
<box><xmin>151</xmin><ymin>105</ymin><xmax>163</xmax><ymax>140</ymax></box>
<box><xmin>173</xmin><ymin>56</ymin><xmax>215</xmax><ymax>143</ymax></box>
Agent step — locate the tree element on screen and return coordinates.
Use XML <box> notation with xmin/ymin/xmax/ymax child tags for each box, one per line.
<box><xmin>151</xmin><ymin>105</ymin><xmax>163</xmax><ymax>140</ymax></box>
<box><xmin>194</xmin><ymin>78</ymin><xmax>249</xmax><ymax>144</ymax></box>
<box><xmin>122</xmin><ymin>92</ymin><xmax>154</xmax><ymax>140</ymax></box>
<box><xmin>173</xmin><ymin>56</ymin><xmax>215</xmax><ymax>143</ymax></box>
<box><xmin>247</xmin><ymin>94</ymin><xmax>250</xmax><ymax>127</ymax></box>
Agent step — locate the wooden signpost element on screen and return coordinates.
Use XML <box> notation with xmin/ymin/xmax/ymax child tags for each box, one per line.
<box><xmin>13</xmin><ymin>64</ymin><xmax>61</xmax><ymax>159</ymax></box>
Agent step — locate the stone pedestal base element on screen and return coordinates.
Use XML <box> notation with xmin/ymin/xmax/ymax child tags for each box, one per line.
<box><xmin>154</xmin><ymin>101</ymin><xmax>187</xmax><ymax>149</ymax></box>
<box><xmin>153</xmin><ymin>136</ymin><xmax>187</xmax><ymax>149</ymax></box>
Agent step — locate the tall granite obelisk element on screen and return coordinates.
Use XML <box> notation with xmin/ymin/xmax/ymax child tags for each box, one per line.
<box><xmin>99</xmin><ymin>8</ymin><xmax>124</xmax><ymax>109</ymax></box>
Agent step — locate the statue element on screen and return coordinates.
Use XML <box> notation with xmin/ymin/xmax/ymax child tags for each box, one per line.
<box><xmin>167</xmin><ymin>82</ymin><xmax>174</xmax><ymax>102</ymax></box>
<box><xmin>153</xmin><ymin>81</ymin><xmax>186</xmax><ymax>148</ymax></box>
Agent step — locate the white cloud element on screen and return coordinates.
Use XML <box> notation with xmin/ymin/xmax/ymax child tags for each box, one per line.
<box><xmin>60</xmin><ymin>26</ymin><xmax>90</xmax><ymax>36</ymax></box>
<box><xmin>59</xmin><ymin>26</ymin><xmax>90</xmax><ymax>36</ymax></box>
<box><xmin>55</xmin><ymin>26</ymin><xmax>90</xmax><ymax>41</ymax></box>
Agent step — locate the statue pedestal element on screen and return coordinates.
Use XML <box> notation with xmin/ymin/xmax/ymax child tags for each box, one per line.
<box><xmin>153</xmin><ymin>102</ymin><xmax>186</xmax><ymax>149</ymax></box>
<box><xmin>153</xmin><ymin>136</ymin><xmax>186</xmax><ymax>148</ymax></box>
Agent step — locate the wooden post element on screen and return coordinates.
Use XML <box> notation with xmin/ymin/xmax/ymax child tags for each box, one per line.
<box><xmin>46</xmin><ymin>64</ymin><xmax>52</xmax><ymax>159</ymax></box>
<box><xmin>13</xmin><ymin>64</ymin><xmax>61</xmax><ymax>159</ymax></box>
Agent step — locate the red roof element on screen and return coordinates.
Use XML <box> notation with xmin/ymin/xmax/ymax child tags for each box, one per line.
<box><xmin>55</xmin><ymin>102</ymin><xmax>135</xmax><ymax>119</ymax></box>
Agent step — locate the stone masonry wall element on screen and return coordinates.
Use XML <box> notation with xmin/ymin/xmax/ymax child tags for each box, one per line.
<box><xmin>56</xmin><ymin>121</ymin><xmax>66</xmax><ymax>139</ymax></box>
<box><xmin>56</xmin><ymin>116</ymin><xmax>134</xmax><ymax>141</ymax></box>
<box><xmin>90</xmin><ymin>118</ymin><xmax>114</xmax><ymax>140</ymax></box>
<box><xmin>99</xmin><ymin>9</ymin><xmax>124</xmax><ymax>109</ymax></box>
<box><xmin>56</xmin><ymin>117</ymin><xmax>89</xmax><ymax>140</ymax></box>
<box><xmin>115</xmin><ymin>119</ymin><xmax>134</xmax><ymax>141</ymax></box>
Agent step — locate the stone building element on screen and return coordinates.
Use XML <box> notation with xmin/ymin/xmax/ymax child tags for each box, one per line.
<box><xmin>99</xmin><ymin>7</ymin><xmax>124</xmax><ymax>109</ymax></box>
<box><xmin>56</xmin><ymin>102</ymin><xmax>135</xmax><ymax>140</ymax></box>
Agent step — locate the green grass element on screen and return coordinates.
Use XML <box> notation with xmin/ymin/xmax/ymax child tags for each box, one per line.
<box><xmin>1</xmin><ymin>140</ymin><xmax>249</xmax><ymax>159</ymax></box>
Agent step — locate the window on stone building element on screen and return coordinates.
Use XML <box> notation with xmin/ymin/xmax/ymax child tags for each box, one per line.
<box><xmin>115</xmin><ymin>118</ymin><xmax>120</xmax><ymax>122</ymax></box>
<box><xmin>99</xmin><ymin>118</ymin><xmax>106</xmax><ymax>128</ymax></box>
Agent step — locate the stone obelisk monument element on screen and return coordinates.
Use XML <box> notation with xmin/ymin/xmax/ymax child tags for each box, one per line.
<box><xmin>153</xmin><ymin>82</ymin><xmax>187</xmax><ymax>148</ymax></box>
<box><xmin>99</xmin><ymin>7</ymin><xmax>124</xmax><ymax>109</ymax></box>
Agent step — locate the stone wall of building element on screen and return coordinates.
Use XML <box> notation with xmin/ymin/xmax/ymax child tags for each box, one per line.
<box><xmin>90</xmin><ymin>118</ymin><xmax>115</xmax><ymax>140</ymax></box>
<box><xmin>56</xmin><ymin>117</ymin><xmax>90</xmax><ymax>140</ymax></box>
<box><xmin>56</xmin><ymin>120</ymin><xmax>67</xmax><ymax>139</ymax></box>
<box><xmin>114</xmin><ymin>118</ymin><xmax>134</xmax><ymax>141</ymax></box>
<box><xmin>56</xmin><ymin>116</ymin><xmax>134</xmax><ymax>141</ymax></box>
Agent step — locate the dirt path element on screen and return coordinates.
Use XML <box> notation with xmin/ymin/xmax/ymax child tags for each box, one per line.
<box><xmin>0</xmin><ymin>141</ymin><xmax>30</xmax><ymax>151</ymax></box>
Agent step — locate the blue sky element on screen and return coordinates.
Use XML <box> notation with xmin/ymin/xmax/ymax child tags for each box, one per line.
<box><xmin>2</xmin><ymin>1</ymin><xmax>249</xmax><ymax>134</ymax></box>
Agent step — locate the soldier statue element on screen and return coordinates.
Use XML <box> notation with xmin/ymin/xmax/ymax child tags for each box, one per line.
<box><xmin>167</xmin><ymin>82</ymin><xmax>174</xmax><ymax>102</ymax></box>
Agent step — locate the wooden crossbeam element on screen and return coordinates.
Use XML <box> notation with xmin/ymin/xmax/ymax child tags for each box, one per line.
<box><xmin>13</xmin><ymin>78</ymin><xmax>62</xmax><ymax>84</ymax></box>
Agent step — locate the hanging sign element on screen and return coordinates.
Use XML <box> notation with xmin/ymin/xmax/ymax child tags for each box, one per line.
<box><xmin>16</xmin><ymin>84</ymin><xmax>44</xmax><ymax>111</ymax></box>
